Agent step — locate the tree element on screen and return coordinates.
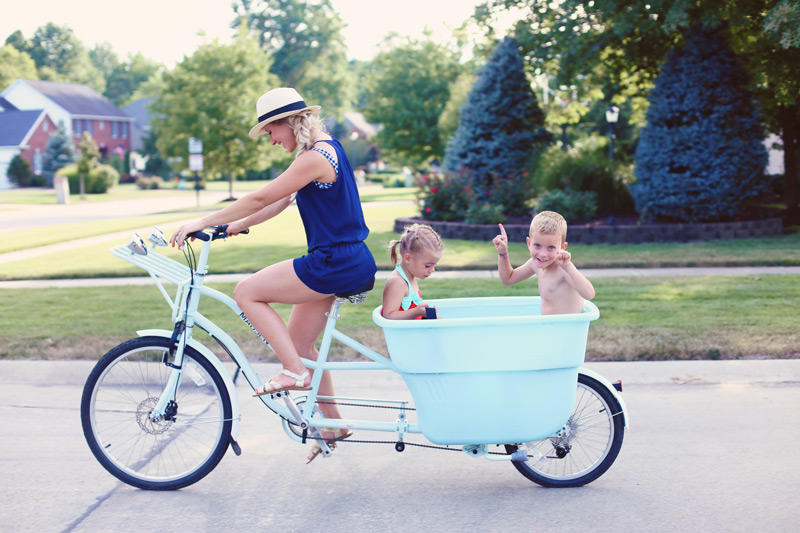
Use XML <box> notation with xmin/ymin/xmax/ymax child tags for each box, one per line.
<box><xmin>141</xmin><ymin>129</ymin><xmax>173</xmax><ymax>179</ymax></box>
<box><xmin>4</xmin><ymin>30</ymin><xmax>31</xmax><ymax>55</ymax></box>
<box><xmin>149</xmin><ymin>35</ymin><xmax>279</xmax><ymax>196</ymax></box>
<box><xmin>232</xmin><ymin>0</ymin><xmax>354</xmax><ymax>117</ymax></box>
<box><xmin>443</xmin><ymin>37</ymin><xmax>550</xmax><ymax>194</ymax></box>
<box><xmin>76</xmin><ymin>132</ymin><xmax>101</xmax><ymax>199</ymax></box>
<box><xmin>478</xmin><ymin>0</ymin><xmax>800</xmax><ymax>222</ymax></box>
<box><xmin>43</xmin><ymin>122</ymin><xmax>75</xmax><ymax>183</ymax></box>
<box><xmin>89</xmin><ymin>42</ymin><xmax>119</xmax><ymax>82</ymax></box>
<box><xmin>633</xmin><ymin>27</ymin><xmax>769</xmax><ymax>222</ymax></box>
<box><xmin>0</xmin><ymin>44</ymin><xmax>38</xmax><ymax>89</ymax></box>
<box><xmin>27</xmin><ymin>23</ymin><xmax>105</xmax><ymax>92</ymax></box>
<box><xmin>362</xmin><ymin>35</ymin><xmax>462</xmax><ymax>166</ymax></box>
<box><xmin>104</xmin><ymin>53</ymin><xmax>162</xmax><ymax>107</ymax></box>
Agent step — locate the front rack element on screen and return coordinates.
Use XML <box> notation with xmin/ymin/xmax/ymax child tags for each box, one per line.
<box><xmin>110</xmin><ymin>244</ymin><xmax>192</xmax><ymax>286</ymax></box>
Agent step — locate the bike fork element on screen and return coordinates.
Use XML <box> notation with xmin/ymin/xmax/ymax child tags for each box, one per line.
<box><xmin>149</xmin><ymin>321</ymin><xmax>189</xmax><ymax>421</ymax></box>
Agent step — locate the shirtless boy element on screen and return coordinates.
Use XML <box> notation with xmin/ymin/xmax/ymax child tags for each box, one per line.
<box><xmin>492</xmin><ymin>211</ymin><xmax>595</xmax><ymax>315</ymax></box>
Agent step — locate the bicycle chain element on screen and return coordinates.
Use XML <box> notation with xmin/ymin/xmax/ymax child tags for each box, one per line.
<box><xmin>315</xmin><ymin>400</ymin><xmax>415</xmax><ymax>411</ymax></box>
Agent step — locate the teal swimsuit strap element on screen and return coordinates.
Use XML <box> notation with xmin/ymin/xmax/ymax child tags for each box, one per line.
<box><xmin>396</xmin><ymin>264</ymin><xmax>423</xmax><ymax>310</ymax></box>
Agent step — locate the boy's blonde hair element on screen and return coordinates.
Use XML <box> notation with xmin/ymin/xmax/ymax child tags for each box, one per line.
<box><xmin>530</xmin><ymin>211</ymin><xmax>568</xmax><ymax>241</ymax></box>
<box><xmin>388</xmin><ymin>223</ymin><xmax>444</xmax><ymax>265</ymax></box>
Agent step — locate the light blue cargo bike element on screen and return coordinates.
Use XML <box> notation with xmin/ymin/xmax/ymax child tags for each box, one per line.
<box><xmin>81</xmin><ymin>226</ymin><xmax>628</xmax><ymax>490</ymax></box>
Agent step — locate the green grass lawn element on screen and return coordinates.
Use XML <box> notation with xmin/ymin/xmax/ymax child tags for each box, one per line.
<box><xmin>3</xmin><ymin>181</ymin><xmax>800</xmax><ymax>361</ymax></box>
<box><xmin>2</xmin><ymin>198</ymin><xmax>800</xmax><ymax>279</ymax></box>
<box><xmin>2</xmin><ymin>275</ymin><xmax>797</xmax><ymax>361</ymax></box>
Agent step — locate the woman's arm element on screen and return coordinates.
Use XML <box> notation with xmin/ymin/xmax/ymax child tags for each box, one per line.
<box><xmin>227</xmin><ymin>195</ymin><xmax>294</xmax><ymax>235</ymax></box>
<box><xmin>171</xmin><ymin>152</ymin><xmax>326</xmax><ymax>246</ymax></box>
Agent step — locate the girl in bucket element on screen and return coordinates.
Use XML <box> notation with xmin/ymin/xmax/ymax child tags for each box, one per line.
<box><xmin>382</xmin><ymin>223</ymin><xmax>444</xmax><ymax>320</ymax></box>
<box><xmin>170</xmin><ymin>88</ymin><xmax>377</xmax><ymax>462</ymax></box>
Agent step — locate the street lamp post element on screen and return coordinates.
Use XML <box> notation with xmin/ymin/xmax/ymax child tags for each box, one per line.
<box><xmin>605</xmin><ymin>105</ymin><xmax>620</xmax><ymax>166</ymax></box>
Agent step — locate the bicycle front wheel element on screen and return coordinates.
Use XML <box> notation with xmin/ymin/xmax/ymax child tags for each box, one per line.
<box><xmin>506</xmin><ymin>373</ymin><xmax>625</xmax><ymax>487</ymax></box>
<box><xmin>81</xmin><ymin>336</ymin><xmax>232</xmax><ymax>490</ymax></box>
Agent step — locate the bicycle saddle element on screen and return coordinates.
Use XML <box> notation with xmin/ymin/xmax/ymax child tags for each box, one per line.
<box><xmin>335</xmin><ymin>277</ymin><xmax>375</xmax><ymax>303</ymax></box>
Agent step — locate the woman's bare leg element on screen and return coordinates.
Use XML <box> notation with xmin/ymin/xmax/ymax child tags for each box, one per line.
<box><xmin>288</xmin><ymin>296</ymin><xmax>341</xmax><ymax>419</ymax></box>
<box><xmin>233</xmin><ymin>259</ymin><xmax>329</xmax><ymax>390</ymax></box>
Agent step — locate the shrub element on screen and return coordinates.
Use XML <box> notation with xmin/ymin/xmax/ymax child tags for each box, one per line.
<box><xmin>534</xmin><ymin>189</ymin><xmax>598</xmax><ymax>223</ymax></box>
<box><xmin>57</xmin><ymin>163</ymin><xmax>118</xmax><ymax>194</ymax></box>
<box><xmin>94</xmin><ymin>164</ymin><xmax>119</xmax><ymax>190</ymax></box>
<box><xmin>417</xmin><ymin>168</ymin><xmax>535</xmax><ymax>222</ymax></box>
<box><xmin>6</xmin><ymin>155</ymin><xmax>45</xmax><ymax>187</ymax></box>
<box><xmin>464</xmin><ymin>203</ymin><xmax>506</xmax><ymax>225</ymax></box>
<box><xmin>488</xmin><ymin>170</ymin><xmax>535</xmax><ymax>217</ymax></box>
<box><xmin>381</xmin><ymin>173</ymin><xmax>407</xmax><ymax>188</ymax></box>
<box><xmin>534</xmin><ymin>137</ymin><xmax>635</xmax><ymax>216</ymax></box>
<box><xmin>136</xmin><ymin>175</ymin><xmax>165</xmax><ymax>190</ymax></box>
<box><xmin>416</xmin><ymin>172</ymin><xmax>471</xmax><ymax>221</ymax></box>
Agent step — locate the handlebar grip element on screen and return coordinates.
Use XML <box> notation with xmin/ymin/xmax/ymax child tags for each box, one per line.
<box><xmin>187</xmin><ymin>230</ymin><xmax>211</xmax><ymax>241</ymax></box>
<box><xmin>186</xmin><ymin>225</ymin><xmax>250</xmax><ymax>243</ymax></box>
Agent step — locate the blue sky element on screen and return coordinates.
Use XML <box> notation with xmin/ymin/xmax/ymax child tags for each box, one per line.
<box><xmin>2</xmin><ymin>0</ymin><xmax>493</xmax><ymax>66</ymax></box>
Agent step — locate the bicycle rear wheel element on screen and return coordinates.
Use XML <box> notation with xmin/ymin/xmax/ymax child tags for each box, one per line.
<box><xmin>81</xmin><ymin>336</ymin><xmax>232</xmax><ymax>490</ymax></box>
<box><xmin>506</xmin><ymin>373</ymin><xmax>625</xmax><ymax>487</ymax></box>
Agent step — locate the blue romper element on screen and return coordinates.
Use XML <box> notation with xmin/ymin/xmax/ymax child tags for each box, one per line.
<box><xmin>292</xmin><ymin>137</ymin><xmax>377</xmax><ymax>294</ymax></box>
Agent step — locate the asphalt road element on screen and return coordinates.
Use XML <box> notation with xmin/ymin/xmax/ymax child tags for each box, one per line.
<box><xmin>2</xmin><ymin>359</ymin><xmax>799</xmax><ymax>532</ymax></box>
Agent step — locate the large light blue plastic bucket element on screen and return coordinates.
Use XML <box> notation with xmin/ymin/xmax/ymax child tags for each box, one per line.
<box><xmin>372</xmin><ymin>297</ymin><xmax>599</xmax><ymax>445</ymax></box>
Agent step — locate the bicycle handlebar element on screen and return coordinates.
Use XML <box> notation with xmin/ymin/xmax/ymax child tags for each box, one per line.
<box><xmin>187</xmin><ymin>225</ymin><xmax>250</xmax><ymax>242</ymax></box>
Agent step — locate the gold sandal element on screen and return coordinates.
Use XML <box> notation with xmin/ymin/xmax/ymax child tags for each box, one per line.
<box><xmin>253</xmin><ymin>369</ymin><xmax>311</xmax><ymax>397</ymax></box>
<box><xmin>306</xmin><ymin>429</ymin><xmax>353</xmax><ymax>464</ymax></box>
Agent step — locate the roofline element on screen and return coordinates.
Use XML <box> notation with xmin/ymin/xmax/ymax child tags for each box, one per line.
<box><xmin>71</xmin><ymin>114</ymin><xmax>134</xmax><ymax>122</ymax></box>
<box><xmin>13</xmin><ymin>79</ymin><xmax>73</xmax><ymax>121</ymax></box>
<box><xmin>18</xmin><ymin>110</ymin><xmax>50</xmax><ymax>147</ymax></box>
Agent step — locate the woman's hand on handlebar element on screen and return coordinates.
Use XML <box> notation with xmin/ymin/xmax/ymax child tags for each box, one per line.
<box><xmin>225</xmin><ymin>220</ymin><xmax>249</xmax><ymax>236</ymax></box>
<box><xmin>170</xmin><ymin>219</ymin><xmax>208</xmax><ymax>248</ymax></box>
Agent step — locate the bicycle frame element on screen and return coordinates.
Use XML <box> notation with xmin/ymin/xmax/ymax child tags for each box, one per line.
<box><xmin>111</xmin><ymin>227</ymin><xmax>628</xmax><ymax>461</ymax></box>
<box><xmin>110</xmin><ymin>233</ymin><xmax>433</xmax><ymax>452</ymax></box>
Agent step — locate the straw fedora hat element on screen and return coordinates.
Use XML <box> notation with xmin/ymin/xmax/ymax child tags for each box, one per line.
<box><xmin>248</xmin><ymin>88</ymin><xmax>321</xmax><ymax>138</ymax></box>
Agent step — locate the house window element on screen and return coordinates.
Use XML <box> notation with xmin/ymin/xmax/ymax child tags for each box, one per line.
<box><xmin>73</xmin><ymin>119</ymin><xmax>82</xmax><ymax>135</ymax></box>
<box><xmin>33</xmin><ymin>151</ymin><xmax>43</xmax><ymax>174</ymax></box>
<box><xmin>111</xmin><ymin>121</ymin><xmax>118</xmax><ymax>138</ymax></box>
<box><xmin>43</xmin><ymin>121</ymin><xmax>49</xmax><ymax>132</ymax></box>
<box><xmin>121</xmin><ymin>122</ymin><xmax>128</xmax><ymax>138</ymax></box>
<box><xmin>99</xmin><ymin>121</ymin><xmax>105</xmax><ymax>131</ymax></box>
<box><xmin>85</xmin><ymin>120</ymin><xmax>93</xmax><ymax>135</ymax></box>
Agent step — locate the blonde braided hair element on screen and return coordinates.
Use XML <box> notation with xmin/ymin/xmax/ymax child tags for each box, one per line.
<box><xmin>282</xmin><ymin>111</ymin><xmax>325</xmax><ymax>157</ymax></box>
<box><xmin>388</xmin><ymin>224</ymin><xmax>444</xmax><ymax>266</ymax></box>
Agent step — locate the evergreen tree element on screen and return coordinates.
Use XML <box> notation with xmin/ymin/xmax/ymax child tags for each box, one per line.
<box><xmin>443</xmin><ymin>36</ymin><xmax>550</xmax><ymax>196</ymax></box>
<box><xmin>43</xmin><ymin>122</ymin><xmax>76</xmax><ymax>183</ymax></box>
<box><xmin>6</xmin><ymin>155</ymin><xmax>37</xmax><ymax>187</ymax></box>
<box><xmin>632</xmin><ymin>26</ymin><xmax>769</xmax><ymax>223</ymax></box>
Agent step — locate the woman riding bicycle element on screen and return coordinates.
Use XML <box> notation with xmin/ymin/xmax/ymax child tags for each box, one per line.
<box><xmin>170</xmin><ymin>88</ymin><xmax>377</xmax><ymax>451</ymax></box>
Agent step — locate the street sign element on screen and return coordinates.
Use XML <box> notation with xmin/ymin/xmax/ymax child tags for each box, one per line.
<box><xmin>188</xmin><ymin>154</ymin><xmax>204</xmax><ymax>171</ymax></box>
<box><xmin>188</xmin><ymin>137</ymin><xmax>203</xmax><ymax>154</ymax></box>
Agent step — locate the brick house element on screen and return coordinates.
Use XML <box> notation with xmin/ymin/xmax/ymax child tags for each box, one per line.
<box><xmin>0</xmin><ymin>97</ymin><xmax>56</xmax><ymax>189</ymax></box>
<box><xmin>1</xmin><ymin>79</ymin><xmax>134</xmax><ymax>164</ymax></box>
